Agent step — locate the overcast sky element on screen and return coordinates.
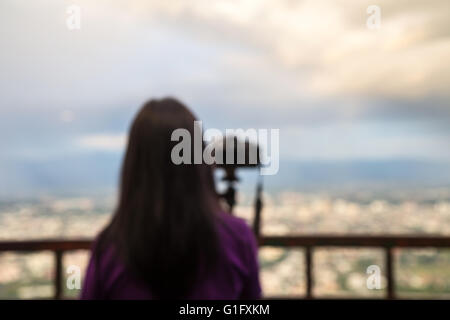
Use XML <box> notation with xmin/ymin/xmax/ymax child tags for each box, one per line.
<box><xmin>1</xmin><ymin>0</ymin><xmax>449</xmax><ymax>172</ymax></box>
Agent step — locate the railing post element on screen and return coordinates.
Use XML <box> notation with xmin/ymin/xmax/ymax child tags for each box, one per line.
<box><xmin>305</xmin><ymin>246</ymin><xmax>313</xmax><ymax>299</ymax></box>
<box><xmin>54</xmin><ymin>250</ymin><xmax>63</xmax><ymax>300</ymax></box>
<box><xmin>385</xmin><ymin>246</ymin><xmax>395</xmax><ymax>299</ymax></box>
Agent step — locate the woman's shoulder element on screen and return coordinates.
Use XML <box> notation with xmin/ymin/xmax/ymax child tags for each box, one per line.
<box><xmin>217</xmin><ymin>210</ymin><xmax>252</xmax><ymax>231</ymax></box>
<box><xmin>216</xmin><ymin>211</ymin><xmax>258</xmax><ymax>252</ymax></box>
<box><xmin>89</xmin><ymin>233</ymin><xmax>130</xmax><ymax>283</ymax></box>
<box><xmin>214</xmin><ymin>211</ymin><xmax>260</xmax><ymax>292</ymax></box>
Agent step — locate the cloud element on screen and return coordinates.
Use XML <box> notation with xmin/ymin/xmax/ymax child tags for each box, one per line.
<box><xmin>122</xmin><ymin>0</ymin><xmax>450</xmax><ymax>99</ymax></box>
<box><xmin>281</xmin><ymin>122</ymin><xmax>450</xmax><ymax>161</ymax></box>
<box><xmin>0</xmin><ymin>0</ymin><xmax>449</xmax><ymax>164</ymax></box>
<box><xmin>77</xmin><ymin>133</ymin><xmax>127</xmax><ymax>151</ymax></box>
<box><xmin>1</xmin><ymin>0</ymin><xmax>449</xmax><ymax>116</ymax></box>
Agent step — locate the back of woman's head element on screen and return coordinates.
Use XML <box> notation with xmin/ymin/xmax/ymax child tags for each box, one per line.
<box><xmin>101</xmin><ymin>97</ymin><xmax>220</xmax><ymax>298</ymax></box>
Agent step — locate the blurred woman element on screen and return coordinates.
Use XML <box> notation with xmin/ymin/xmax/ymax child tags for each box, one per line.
<box><xmin>81</xmin><ymin>98</ymin><xmax>261</xmax><ymax>299</ymax></box>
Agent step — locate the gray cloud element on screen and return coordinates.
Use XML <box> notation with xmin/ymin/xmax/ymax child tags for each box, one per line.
<box><xmin>0</xmin><ymin>0</ymin><xmax>449</xmax><ymax>164</ymax></box>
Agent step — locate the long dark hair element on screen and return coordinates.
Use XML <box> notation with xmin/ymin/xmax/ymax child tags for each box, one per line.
<box><xmin>97</xmin><ymin>98</ymin><xmax>221</xmax><ymax>298</ymax></box>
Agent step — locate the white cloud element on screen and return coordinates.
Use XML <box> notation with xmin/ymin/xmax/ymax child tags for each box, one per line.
<box><xmin>1</xmin><ymin>0</ymin><xmax>449</xmax><ymax>163</ymax></box>
<box><xmin>1</xmin><ymin>0</ymin><xmax>449</xmax><ymax>111</ymax></box>
<box><xmin>123</xmin><ymin>0</ymin><xmax>450</xmax><ymax>99</ymax></box>
<box><xmin>77</xmin><ymin>133</ymin><xmax>127</xmax><ymax>151</ymax></box>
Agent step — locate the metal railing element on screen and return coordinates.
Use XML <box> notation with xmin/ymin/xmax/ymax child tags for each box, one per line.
<box><xmin>1</xmin><ymin>235</ymin><xmax>450</xmax><ymax>299</ymax></box>
<box><xmin>0</xmin><ymin>239</ymin><xmax>91</xmax><ymax>300</ymax></box>
<box><xmin>259</xmin><ymin>235</ymin><xmax>450</xmax><ymax>299</ymax></box>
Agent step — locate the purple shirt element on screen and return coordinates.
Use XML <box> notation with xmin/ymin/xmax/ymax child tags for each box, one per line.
<box><xmin>81</xmin><ymin>211</ymin><xmax>262</xmax><ymax>299</ymax></box>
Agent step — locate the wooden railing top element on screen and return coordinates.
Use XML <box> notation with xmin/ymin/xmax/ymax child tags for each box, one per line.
<box><xmin>0</xmin><ymin>239</ymin><xmax>93</xmax><ymax>252</ymax></box>
<box><xmin>1</xmin><ymin>234</ymin><xmax>450</xmax><ymax>252</ymax></box>
<box><xmin>1</xmin><ymin>235</ymin><xmax>450</xmax><ymax>300</ymax></box>
<box><xmin>259</xmin><ymin>235</ymin><xmax>450</xmax><ymax>247</ymax></box>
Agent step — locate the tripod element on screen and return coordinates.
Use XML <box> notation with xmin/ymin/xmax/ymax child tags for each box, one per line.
<box><xmin>219</xmin><ymin>165</ymin><xmax>263</xmax><ymax>238</ymax></box>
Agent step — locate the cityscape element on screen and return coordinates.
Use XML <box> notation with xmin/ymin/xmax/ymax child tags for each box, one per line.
<box><xmin>1</xmin><ymin>187</ymin><xmax>450</xmax><ymax>299</ymax></box>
